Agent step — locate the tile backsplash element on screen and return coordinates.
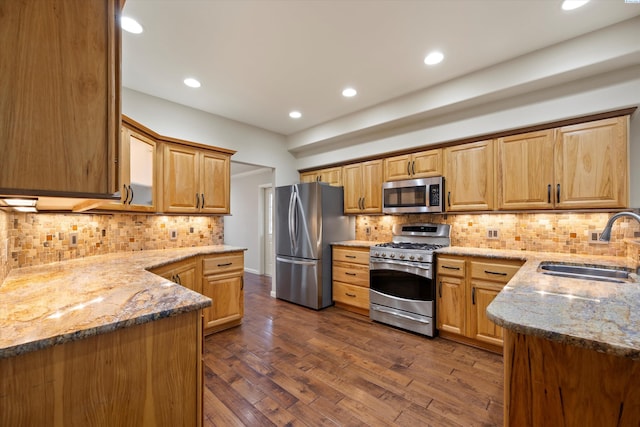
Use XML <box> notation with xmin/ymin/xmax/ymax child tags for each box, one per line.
<box><xmin>357</xmin><ymin>212</ymin><xmax>640</xmax><ymax>258</ymax></box>
<box><xmin>5</xmin><ymin>212</ymin><xmax>224</xmax><ymax>270</ymax></box>
<box><xmin>0</xmin><ymin>210</ymin><xmax>8</xmax><ymax>283</ymax></box>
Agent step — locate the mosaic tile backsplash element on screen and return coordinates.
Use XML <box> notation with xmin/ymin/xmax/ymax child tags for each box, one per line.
<box><xmin>0</xmin><ymin>210</ymin><xmax>8</xmax><ymax>284</ymax></box>
<box><xmin>356</xmin><ymin>212</ymin><xmax>640</xmax><ymax>258</ymax></box>
<box><xmin>4</xmin><ymin>213</ymin><xmax>224</xmax><ymax>271</ymax></box>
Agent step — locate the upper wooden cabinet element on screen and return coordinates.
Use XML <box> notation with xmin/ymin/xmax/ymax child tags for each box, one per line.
<box><xmin>300</xmin><ymin>167</ymin><xmax>342</xmax><ymax>186</ymax></box>
<box><xmin>554</xmin><ymin>117</ymin><xmax>628</xmax><ymax>209</ymax></box>
<box><xmin>497</xmin><ymin>117</ymin><xmax>629</xmax><ymax>210</ymax></box>
<box><xmin>97</xmin><ymin>121</ymin><xmax>157</xmax><ymax>212</ymax></box>
<box><xmin>162</xmin><ymin>143</ymin><xmax>230</xmax><ymax>214</ymax></box>
<box><xmin>343</xmin><ymin>160</ymin><xmax>384</xmax><ymax>214</ymax></box>
<box><xmin>384</xmin><ymin>149</ymin><xmax>442</xmax><ymax>181</ymax></box>
<box><xmin>444</xmin><ymin>140</ymin><xmax>494</xmax><ymax>212</ymax></box>
<box><xmin>496</xmin><ymin>130</ymin><xmax>556</xmax><ymax>210</ymax></box>
<box><xmin>0</xmin><ymin>0</ymin><xmax>121</xmax><ymax>197</ymax></box>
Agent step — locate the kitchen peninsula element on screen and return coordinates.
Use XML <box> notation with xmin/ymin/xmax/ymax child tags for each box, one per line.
<box><xmin>437</xmin><ymin>245</ymin><xmax>640</xmax><ymax>426</ymax></box>
<box><xmin>0</xmin><ymin>245</ymin><xmax>245</xmax><ymax>426</ymax></box>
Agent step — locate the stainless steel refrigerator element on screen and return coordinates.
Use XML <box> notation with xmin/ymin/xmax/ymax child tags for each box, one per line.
<box><xmin>275</xmin><ymin>182</ymin><xmax>352</xmax><ymax>309</ymax></box>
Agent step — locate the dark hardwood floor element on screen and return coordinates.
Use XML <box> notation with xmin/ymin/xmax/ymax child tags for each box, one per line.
<box><xmin>202</xmin><ymin>273</ymin><xmax>503</xmax><ymax>426</ymax></box>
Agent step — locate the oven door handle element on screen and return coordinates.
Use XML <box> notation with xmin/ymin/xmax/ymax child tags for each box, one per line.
<box><xmin>371</xmin><ymin>305</ymin><xmax>431</xmax><ymax>324</ymax></box>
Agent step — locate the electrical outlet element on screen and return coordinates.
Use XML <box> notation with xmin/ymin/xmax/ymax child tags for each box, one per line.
<box><xmin>189</xmin><ymin>227</ymin><xmax>194</xmax><ymax>234</ymax></box>
<box><xmin>487</xmin><ymin>228</ymin><xmax>499</xmax><ymax>240</ymax></box>
<box><xmin>70</xmin><ymin>233</ymin><xmax>78</xmax><ymax>248</ymax></box>
<box><xmin>170</xmin><ymin>230</ymin><xmax>178</xmax><ymax>240</ymax></box>
<box><xmin>365</xmin><ymin>226</ymin><xmax>371</xmax><ymax>235</ymax></box>
<box><xmin>588</xmin><ymin>231</ymin><xmax>607</xmax><ymax>244</ymax></box>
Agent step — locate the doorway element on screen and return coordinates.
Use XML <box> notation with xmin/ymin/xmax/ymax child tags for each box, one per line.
<box><xmin>261</xmin><ymin>185</ymin><xmax>274</xmax><ymax>277</ymax></box>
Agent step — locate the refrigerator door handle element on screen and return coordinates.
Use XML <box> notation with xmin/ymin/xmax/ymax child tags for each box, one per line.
<box><xmin>276</xmin><ymin>256</ymin><xmax>317</xmax><ymax>266</ymax></box>
<box><xmin>288</xmin><ymin>189</ymin><xmax>296</xmax><ymax>253</ymax></box>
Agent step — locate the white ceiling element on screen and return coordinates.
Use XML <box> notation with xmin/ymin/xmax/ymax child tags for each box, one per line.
<box><xmin>121</xmin><ymin>0</ymin><xmax>640</xmax><ymax>138</ymax></box>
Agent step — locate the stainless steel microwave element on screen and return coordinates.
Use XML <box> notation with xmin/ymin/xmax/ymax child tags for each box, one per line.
<box><xmin>382</xmin><ymin>177</ymin><xmax>445</xmax><ymax>214</ymax></box>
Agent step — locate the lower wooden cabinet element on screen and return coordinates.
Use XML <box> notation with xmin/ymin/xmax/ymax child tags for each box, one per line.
<box><xmin>332</xmin><ymin>245</ymin><xmax>371</xmax><ymax>315</ymax></box>
<box><xmin>201</xmin><ymin>252</ymin><xmax>245</xmax><ymax>334</ymax></box>
<box><xmin>150</xmin><ymin>258</ymin><xmax>200</xmax><ymax>292</ymax></box>
<box><xmin>436</xmin><ymin>255</ymin><xmax>523</xmax><ymax>352</ymax></box>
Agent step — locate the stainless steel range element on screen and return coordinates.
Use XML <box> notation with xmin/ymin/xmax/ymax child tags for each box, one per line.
<box><xmin>369</xmin><ymin>223</ymin><xmax>450</xmax><ymax>337</ymax></box>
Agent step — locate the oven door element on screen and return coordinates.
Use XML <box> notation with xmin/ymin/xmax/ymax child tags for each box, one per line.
<box><xmin>369</xmin><ymin>259</ymin><xmax>436</xmax><ymax>336</ymax></box>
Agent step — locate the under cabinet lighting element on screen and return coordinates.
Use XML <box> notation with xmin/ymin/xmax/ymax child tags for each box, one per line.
<box><xmin>0</xmin><ymin>198</ymin><xmax>38</xmax><ymax>212</ymax></box>
<box><xmin>3</xmin><ymin>198</ymin><xmax>36</xmax><ymax>207</ymax></box>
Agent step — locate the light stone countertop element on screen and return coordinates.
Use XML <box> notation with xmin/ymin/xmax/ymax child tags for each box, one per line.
<box><xmin>436</xmin><ymin>246</ymin><xmax>640</xmax><ymax>359</ymax></box>
<box><xmin>0</xmin><ymin>245</ymin><xmax>246</xmax><ymax>359</ymax></box>
<box><xmin>331</xmin><ymin>240</ymin><xmax>380</xmax><ymax>248</ymax></box>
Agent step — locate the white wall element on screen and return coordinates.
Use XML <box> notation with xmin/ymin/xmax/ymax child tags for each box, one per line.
<box><xmin>122</xmin><ymin>88</ymin><xmax>299</xmax><ymax>186</ymax></box>
<box><xmin>224</xmin><ymin>169</ymin><xmax>273</xmax><ymax>274</ymax></box>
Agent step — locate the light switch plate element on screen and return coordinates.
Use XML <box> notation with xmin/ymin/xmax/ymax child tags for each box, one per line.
<box><xmin>70</xmin><ymin>233</ymin><xmax>78</xmax><ymax>248</ymax></box>
<box><xmin>170</xmin><ymin>230</ymin><xmax>178</xmax><ymax>240</ymax></box>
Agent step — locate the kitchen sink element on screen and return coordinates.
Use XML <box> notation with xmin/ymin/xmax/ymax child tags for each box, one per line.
<box><xmin>538</xmin><ymin>262</ymin><xmax>635</xmax><ymax>284</ymax></box>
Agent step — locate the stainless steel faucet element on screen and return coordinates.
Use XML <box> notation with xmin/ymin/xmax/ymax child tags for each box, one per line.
<box><xmin>599</xmin><ymin>212</ymin><xmax>640</xmax><ymax>242</ymax></box>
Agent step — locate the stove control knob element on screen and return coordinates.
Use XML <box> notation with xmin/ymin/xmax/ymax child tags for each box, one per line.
<box><xmin>399</xmin><ymin>254</ymin><xmax>405</xmax><ymax>259</ymax></box>
<box><xmin>417</xmin><ymin>256</ymin><xmax>423</xmax><ymax>261</ymax></box>
<box><xmin>390</xmin><ymin>253</ymin><xmax>395</xmax><ymax>258</ymax></box>
<box><xmin>374</xmin><ymin>252</ymin><xmax>379</xmax><ymax>257</ymax></box>
<box><xmin>382</xmin><ymin>253</ymin><xmax>387</xmax><ymax>257</ymax></box>
<box><xmin>409</xmin><ymin>255</ymin><xmax>415</xmax><ymax>260</ymax></box>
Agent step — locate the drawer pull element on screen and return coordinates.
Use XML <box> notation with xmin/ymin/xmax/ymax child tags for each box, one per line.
<box><xmin>345</xmin><ymin>292</ymin><xmax>356</xmax><ymax>297</ymax></box>
<box><xmin>438</xmin><ymin>281</ymin><xmax>442</xmax><ymax>298</ymax></box>
<box><xmin>217</xmin><ymin>262</ymin><xmax>233</xmax><ymax>267</ymax></box>
<box><xmin>345</xmin><ymin>255</ymin><xmax>357</xmax><ymax>259</ymax></box>
<box><xmin>442</xmin><ymin>265</ymin><xmax>460</xmax><ymax>270</ymax></box>
<box><xmin>484</xmin><ymin>270</ymin><xmax>507</xmax><ymax>276</ymax></box>
<box><xmin>345</xmin><ymin>272</ymin><xmax>357</xmax><ymax>276</ymax></box>
<box><xmin>472</xmin><ymin>287</ymin><xmax>476</xmax><ymax>305</ymax></box>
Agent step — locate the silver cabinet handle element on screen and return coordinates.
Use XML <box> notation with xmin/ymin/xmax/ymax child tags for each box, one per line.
<box><xmin>547</xmin><ymin>184</ymin><xmax>551</xmax><ymax>204</ymax></box>
<box><xmin>557</xmin><ymin>184</ymin><xmax>561</xmax><ymax>203</ymax></box>
<box><xmin>442</xmin><ymin>265</ymin><xmax>460</xmax><ymax>270</ymax></box>
<box><xmin>345</xmin><ymin>292</ymin><xmax>356</xmax><ymax>297</ymax></box>
<box><xmin>484</xmin><ymin>270</ymin><xmax>507</xmax><ymax>276</ymax></box>
<box><xmin>123</xmin><ymin>184</ymin><xmax>129</xmax><ymax>205</ymax></box>
<box><xmin>196</xmin><ymin>193</ymin><xmax>200</xmax><ymax>209</ymax></box>
<box><xmin>472</xmin><ymin>287</ymin><xmax>476</xmax><ymax>305</ymax></box>
<box><xmin>201</xmin><ymin>193</ymin><xmax>205</xmax><ymax>208</ymax></box>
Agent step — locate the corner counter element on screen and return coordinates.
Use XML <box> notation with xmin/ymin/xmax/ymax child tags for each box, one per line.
<box><xmin>436</xmin><ymin>246</ymin><xmax>640</xmax><ymax>426</ymax></box>
<box><xmin>0</xmin><ymin>245</ymin><xmax>246</xmax><ymax>427</ymax></box>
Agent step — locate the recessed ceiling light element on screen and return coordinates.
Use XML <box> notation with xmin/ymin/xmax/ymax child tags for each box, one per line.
<box><xmin>561</xmin><ymin>0</ymin><xmax>589</xmax><ymax>10</ymax></box>
<box><xmin>121</xmin><ymin>16</ymin><xmax>143</xmax><ymax>34</ymax></box>
<box><xmin>342</xmin><ymin>87</ymin><xmax>357</xmax><ymax>98</ymax></box>
<box><xmin>183</xmin><ymin>78</ymin><xmax>201</xmax><ymax>88</ymax></box>
<box><xmin>424</xmin><ymin>51</ymin><xmax>444</xmax><ymax>66</ymax></box>
<box><xmin>289</xmin><ymin>111</ymin><xmax>302</xmax><ymax>119</ymax></box>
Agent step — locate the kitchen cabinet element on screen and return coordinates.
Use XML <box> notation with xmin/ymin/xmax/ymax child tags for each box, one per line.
<box><xmin>496</xmin><ymin>130</ymin><xmax>556</xmax><ymax>210</ymax></box>
<box><xmin>554</xmin><ymin>116</ymin><xmax>628</xmax><ymax>209</ymax></box>
<box><xmin>0</xmin><ymin>0</ymin><xmax>121</xmax><ymax>197</ymax></box>
<box><xmin>332</xmin><ymin>246</ymin><xmax>371</xmax><ymax>315</ymax></box>
<box><xmin>0</xmin><ymin>311</ymin><xmax>203</xmax><ymax>427</ymax></box>
<box><xmin>436</xmin><ymin>255</ymin><xmax>523</xmax><ymax>352</ymax></box>
<box><xmin>496</xmin><ymin>116</ymin><xmax>629</xmax><ymax>210</ymax></box>
<box><xmin>342</xmin><ymin>159</ymin><xmax>384</xmax><ymax>214</ymax></box>
<box><xmin>384</xmin><ymin>149</ymin><xmax>442</xmax><ymax>181</ymax></box>
<box><xmin>96</xmin><ymin>119</ymin><xmax>157</xmax><ymax>212</ymax></box>
<box><xmin>162</xmin><ymin>143</ymin><xmax>231</xmax><ymax>214</ymax></box>
<box><xmin>150</xmin><ymin>258</ymin><xmax>200</xmax><ymax>293</ymax></box>
<box><xmin>444</xmin><ymin>140</ymin><xmax>494</xmax><ymax>212</ymax></box>
<box><xmin>300</xmin><ymin>167</ymin><xmax>342</xmax><ymax>186</ymax></box>
<box><xmin>201</xmin><ymin>252</ymin><xmax>244</xmax><ymax>334</ymax></box>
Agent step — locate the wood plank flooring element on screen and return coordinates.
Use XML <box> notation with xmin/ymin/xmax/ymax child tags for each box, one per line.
<box><xmin>203</xmin><ymin>273</ymin><xmax>504</xmax><ymax>426</ymax></box>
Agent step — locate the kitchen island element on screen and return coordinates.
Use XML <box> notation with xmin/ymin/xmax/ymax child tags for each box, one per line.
<box><xmin>0</xmin><ymin>245</ymin><xmax>244</xmax><ymax>427</ymax></box>
<box><xmin>438</xmin><ymin>246</ymin><xmax>640</xmax><ymax>426</ymax></box>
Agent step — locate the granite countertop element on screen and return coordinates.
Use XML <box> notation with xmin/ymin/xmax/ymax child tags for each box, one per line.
<box><xmin>331</xmin><ymin>240</ymin><xmax>380</xmax><ymax>248</ymax></box>
<box><xmin>0</xmin><ymin>245</ymin><xmax>246</xmax><ymax>359</ymax></box>
<box><xmin>436</xmin><ymin>246</ymin><xmax>640</xmax><ymax>359</ymax></box>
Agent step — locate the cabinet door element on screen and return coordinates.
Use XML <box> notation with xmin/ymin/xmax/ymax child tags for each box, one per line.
<box><xmin>444</xmin><ymin>140</ymin><xmax>494</xmax><ymax>211</ymax></box>
<box><xmin>497</xmin><ymin>131</ymin><xmax>555</xmax><ymax>210</ymax></box>
<box><xmin>361</xmin><ymin>159</ymin><xmax>383</xmax><ymax>213</ymax></box>
<box><xmin>0</xmin><ymin>0</ymin><xmax>120</xmax><ymax>196</ymax></box>
<box><xmin>202</xmin><ymin>273</ymin><xmax>244</xmax><ymax>333</ymax></box>
<box><xmin>299</xmin><ymin>171</ymin><xmax>319</xmax><ymax>183</ymax></box>
<box><xmin>343</xmin><ymin>163</ymin><xmax>363</xmax><ymax>213</ymax></box>
<box><xmin>173</xmin><ymin>264</ymin><xmax>199</xmax><ymax>293</ymax></box>
<box><xmin>384</xmin><ymin>154</ymin><xmax>412</xmax><ymax>181</ymax></box>
<box><xmin>126</xmin><ymin>132</ymin><xmax>157</xmax><ymax>211</ymax></box>
<box><xmin>200</xmin><ymin>151</ymin><xmax>230</xmax><ymax>214</ymax></box>
<box><xmin>437</xmin><ymin>275</ymin><xmax>466</xmax><ymax>335</ymax></box>
<box><xmin>163</xmin><ymin>145</ymin><xmax>199</xmax><ymax>213</ymax></box>
<box><xmin>469</xmin><ymin>280</ymin><xmax>504</xmax><ymax>347</ymax></box>
<box><xmin>318</xmin><ymin>167</ymin><xmax>343</xmax><ymax>186</ymax></box>
<box><xmin>555</xmin><ymin>116</ymin><xmax>628</xmax><ymax>209</ymax></box>
<box><xmin>411</xmin><ymin>149</ymin><xmax>442</xmax><ymax>178</ymax></box>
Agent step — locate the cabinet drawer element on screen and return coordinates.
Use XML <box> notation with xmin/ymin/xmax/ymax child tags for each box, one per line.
<box><xmin>333</xmin><ymin>247</ymin><xmax>370</xmax><ymax>265</ymax></box>
<box><xmin>332</xmin><ymin>262</ymin><xmax>369</xmax><ymax>288</ymax></box>
<box><xmin>470</xmin><ymin>260</ymin><xmax>522</xmax><ymax>283</ymax></box>
<box><xmin>333</xmin><ymin>282</ymin><xmax>370</xmax><ymax>309</ymax></box>
<box><xmin>436</xmin><ymin>257</ymin><xmax>466</xmax><ymax>277</ymax></box>
<box><xmin>202</xmin><ymin>253</ymin><xmax>244</xmax><ymax>275</ymax></box>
